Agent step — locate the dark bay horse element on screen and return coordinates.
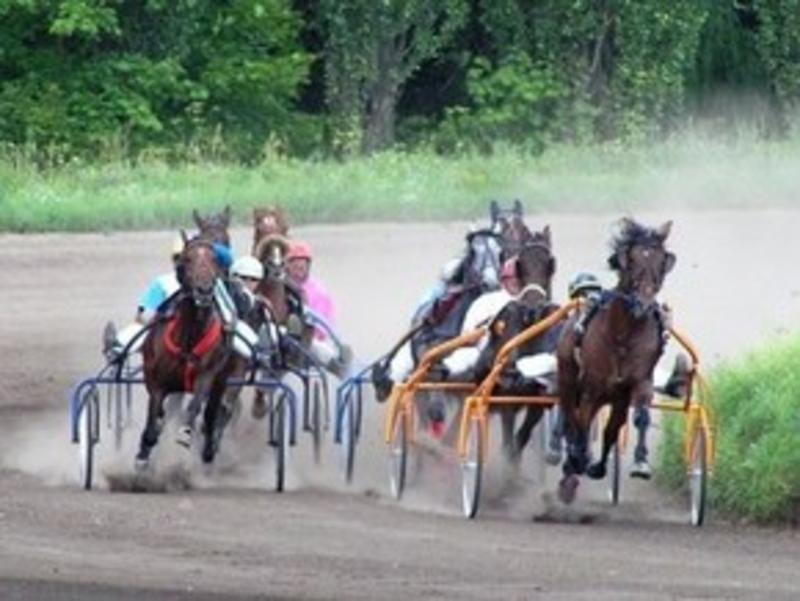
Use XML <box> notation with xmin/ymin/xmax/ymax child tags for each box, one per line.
<box><xmin>473</xmin><ymin>225</ymin><xmax>559</xmax><ymax>463</ymax></box>
<box><xmin>137</xmin><ymin>234</ymin><xmax>237</xmax><ymax>468</ymax></box>
<box><xmin>194</xmin><ymin>205</ymin><xmax>232</xmax><ymax>247</ymax></box>
<box><xmin>555</xmin><ymin>218</ymin><xmax>676</xmax><ymax>503</ymax></box>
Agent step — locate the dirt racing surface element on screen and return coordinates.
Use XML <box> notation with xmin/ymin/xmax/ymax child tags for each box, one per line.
<box><xmin>1</xmin><ymin>211</ymin><xmax>799</xmax><ymax>600</ymax></box>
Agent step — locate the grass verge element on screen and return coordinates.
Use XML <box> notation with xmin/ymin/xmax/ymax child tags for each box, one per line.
<box><xmin>1</xmin><ymin>129</ymin><xmax>800</xmax><ymax>232</ymax></box>
<box><xmin>658</xmin><ymin>334</ymin><xmax>800</xmax><ymax>525</ymax></box>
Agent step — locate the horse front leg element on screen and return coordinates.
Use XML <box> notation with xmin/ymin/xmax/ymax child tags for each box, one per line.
<box><xmin>137</xmin><ymin>388</ymin><xmax>165</xmax><ymax>469</ymax></box>
<box><xmin>587</xmin><ymin>400</ymin><xmax>627</xmax><ymax>480</ymax></box>
<box><xmin>177</xmin><ymin>374</ymin><xmax>210</xmax><ymax>449</ymax></box>
<box><xmin>201</xmin><ymin>377</ymin><xmax>230</xmax><ymax>464</ymax></box>
<box><xmin>514</xmin><ymin>406</ymin><xmax>543</xmax><ymax>460</ymax></box>
<box><xmin>500</xmin><ymin>407</ymin><xmax>519</xmax><ymax>464</ymax></box>
<box><xmin>630</xmin><ymin>380</ymin><xmax>654</xmax><ymax>479</ymax></box>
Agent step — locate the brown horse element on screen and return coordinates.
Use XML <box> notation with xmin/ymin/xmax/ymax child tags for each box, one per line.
<box><xmin>136</xmin><ymin>234</ymin><xmax>237</xmax><ymax>468</ymax></box>
<box><xmin>473</xmin><ymin>225</ymin><xmax>559</xmax><ymax>463</ymax></box>
<box><xmin>249</xmin><ymin>233</ymin><xmax>314</xmax><ymax>417</ymax></box>
<box><xmin>555</xmin><ymin>218</ymin><xmax>675</xmax><ymax>502</ymax></box>
<box><xmin>252</xmin><ymin>206</ymin><xmax>290</xmax><ymax>253</ymax></box>
<box><xmin>193</xmin><ymin>205</ymin><xmax>232</xmax><ymax>246</ymax></box>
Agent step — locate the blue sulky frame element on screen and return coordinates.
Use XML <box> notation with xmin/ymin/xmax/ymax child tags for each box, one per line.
<box><xmin>68</xmin><ymin>322</ymin><xmax>300</xmax><ymax>492</ymax></box>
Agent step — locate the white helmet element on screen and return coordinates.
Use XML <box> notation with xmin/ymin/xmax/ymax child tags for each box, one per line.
<box><xmin>231</xmin><ymin>255</ymin><xmax>264</xmax><ymax>280</ymax></box>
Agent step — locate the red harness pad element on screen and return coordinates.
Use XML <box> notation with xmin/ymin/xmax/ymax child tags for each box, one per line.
<box><xmin>163</xmin><ymin>317</ymin><xmax>223</xmax><ymax>392</ymax></box>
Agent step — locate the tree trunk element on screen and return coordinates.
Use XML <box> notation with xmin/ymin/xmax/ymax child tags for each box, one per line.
<box><xmin>362</xmin><ymin>34</ymin><xmax>404</xmax><ymax>154</ymax></box>
<box><xmin>362</xmin><ymin>79</ymin><xmax>399</xmax><ymax>154</ymax></box>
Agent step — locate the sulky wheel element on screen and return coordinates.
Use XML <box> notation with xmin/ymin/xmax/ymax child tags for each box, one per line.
<box><xmin>608</xmin><ymin>442</ymin><xmax>621</xmax><ymax>505</ymax></box>
<box><xmin>271</xmin><ymin>392</ymin><xmax>290</xmax><ymax>493</ymax></box>
<box><xmin>689</xmin><ymin>426</ymin><xmax>708</xmax><ymax>527</ymax></box>
<box><xmin>78</xmin><ymin>387</ymin><xmax>99</xmax><ymax>490</ymax></box>
<box><xmin>311</xmin><ymin>379</ymin><xmax>322</xmax><ymax>465</ymax></box>
<box><xmin>340</xmin><ymin>396</ymin><xmax>356</xmax><ymax>484</ymax></box>
<box><xmin>461</xmin><ymin>418</ymin><xmax>483</xmax><ymax>519</ymax></box>
<box><xmin>388</xmin><ymin>411</ymin><xmax>408</xmax><ymax>500</ymax></box>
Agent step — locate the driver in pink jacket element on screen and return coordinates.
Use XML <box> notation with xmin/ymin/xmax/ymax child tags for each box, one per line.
<box><xmin>286</xmin><ymin>240</ymin><xmax>351</xmax><ymax>376</ymax></box>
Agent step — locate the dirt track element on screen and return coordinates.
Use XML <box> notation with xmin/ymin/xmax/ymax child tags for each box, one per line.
<box><xmin>1</xmin><ymin>211</ymin><xmax>799</xmax><ymax>600</ymax></box>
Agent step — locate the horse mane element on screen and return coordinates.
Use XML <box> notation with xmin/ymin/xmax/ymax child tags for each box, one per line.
<box><xmin>609</xmin><ymin>218</ymin><xmax>668</xmax><ymax>269</ymax></box>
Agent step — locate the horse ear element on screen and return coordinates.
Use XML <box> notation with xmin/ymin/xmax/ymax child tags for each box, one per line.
<box><xmin>542</xmin><ymin>224</ymin><xmax>551</xmax><ymax>245</ymax></box>
<box><xmin>193</xmin><ymin>209</ymin><xmax>204</xmax><ymax>229</ymax></box>
<box><xmin>180</xmin><ymin>229</ymin><xmax>189</xmax><ymax>245</ymax></box>
<box><xmin>664</xmin><ymin>251</ymin><xmax>676</xmax><ymax>274</ymax></box>
<box><xmin>657</xmin><ymin>220</ymin><xmax>673</xmax><ymax>241</ymax></box>
<box><xmin>513</xmin><ymin>199</ymin><xmax>523</xmax><ymax>217</ymax></box>
<box><xmin>489</xmin><ymin>200</ymin><xmax>499</xmax><ymax>223</ymax></box>
<box><xmin>253</xmin><ymin>208</ymin><xmax>264</xmax><ymax>224</ymax></box>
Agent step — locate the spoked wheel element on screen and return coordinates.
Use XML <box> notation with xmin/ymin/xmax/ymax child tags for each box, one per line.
<box><xmin>311</xmin><ymin>380</ymin><xmax>322</xmax><ymax>465</ymax></box>
<box><xmin>388</xmin><ymin>411</ymin><xmax>407</xmax><ymax>500</ymax></box>
<box><xmin>689</xmin><ymin>427</ymin><xmax>708</xmax><ymax>527</ymax></box>
<box><xmin>271</xmin><ymin>392</ymin><xmax>290</xmax><ymax>493</ymax></box>
<box><xmin>340</xmin><ymin>397</ymin><xmax>356</xmax><ymax>484</ymax></box>
<box><xmin>461</xmin><ymin>418</ymin><xmax>483</xmax><ymax>519</ymax></box>
<box><xmin>78</xmin><ymin>388</ymin><xmax>98</xmax><ymax>490</ymax></box>
<box><xmin>608</xmin><ymin>442</ymin><xmax>621</xmax><ymax>505</ymax></box>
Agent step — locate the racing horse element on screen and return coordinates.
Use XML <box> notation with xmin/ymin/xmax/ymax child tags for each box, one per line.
<box><xmin>555</xmin><ymin>218</ymin><xmax>675</xmax><ymax>503</ymax></box>
<box><xmin>193</xmin><ymin>205</ymin><xmax>232</xmax><ymax>247</ymax></box>
<box><xmin>252</xmin><ymin>206</ymin><xmax>290</xmax><ymax>253</ymax></box>
<box><xmin>248</xmin><ymin>233</ymin><xmax>321</xmax><ymax>418</ymax></box>
<box><xmin>136</xmin><ymin>233</ymin><xmax>238</xmax><ymax>468</ymax></box>
<box><xmin>473</xmin><ymin>225</ymin><xmax>559</xmax><ymax>463</ymax></box>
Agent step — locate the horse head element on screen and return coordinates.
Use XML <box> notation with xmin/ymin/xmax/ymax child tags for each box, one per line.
<box><xmin>463</xmin><ymin>228</ymin><xmax>504</xmax><ymax>290</ymax></box>
<box><xmin>514</xmin><ymin>225</ymin><xmax>556</xmax><ymax>298</ymax></box>
<box><xmin>608</xmin><ymin>218</ymin><xmax>676</xmax><ymax>318</ymax></box>
<box><xmin>177</xmin><ymin>233</ymin><xmax>224</xmax><ymax>308</ymax></box>
<box><xmin>253</xmin><ymin>234</ymin><xmax>290</xmax><ymax>283</ymax></box>
<box><xmin>252</xmin><ymin>206</ymin><xmax>289</xmax><ymax>251</ymax></box>
<box><xmin>193</xmin><ymin>205</ymin><xmax>232</xmax><ymax>247</ymax></box>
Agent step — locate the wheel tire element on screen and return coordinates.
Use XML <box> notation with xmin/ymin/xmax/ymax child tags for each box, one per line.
<box><xmin>78</xmin><ymin>389</ymin><xmax>97</xmax><ymax>490</ymax></box>
<box><xmin>342</xmin><ymin>398</ymin><xmax>356</xmax><ymax>484</ymax></box>
<box><xmin>311</xmin><ymin>380</ymin><xmax>322</xmax><ymax>466</ymax></box>
<box><xmin>461</xmin><ymin>419</ymin><xmax>483</xmax><ymax>519</ymax></box>
<box><xmin>388</xmin><ymin>412</ymin><xmax>407</xmax><ymax>500</ymax></box>
<box><xmin>608</xmin><ymin>442</ymin><xmax>621</xmax><ymax>505</ymax></box>
<box><xmin>273</xmin><ymin>393</ymin><xmax>289</xmax><ymax>493</ymax></box>
<box><xmin>689</xmin><ymin>428</ymin><xmax>708</xmax><ymax>527</ymax></box>
<box><xmin>113</xmin><ymin>387</ymin><xmax>124</xmax><ymax>452</ymax></box>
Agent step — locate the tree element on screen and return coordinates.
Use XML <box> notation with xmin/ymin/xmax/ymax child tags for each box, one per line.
<box><xmin>318</xmin><ymin>0</ymin><xmax>468</xmax><ymax>154</ymax></box>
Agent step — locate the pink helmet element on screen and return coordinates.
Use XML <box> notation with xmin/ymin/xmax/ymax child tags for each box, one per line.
<box><xmin>287</xmin><ymin>240</ymin><xmax>312</xmax><ymax>261</ymax></box>
<box><xmin>501</xmin><ymin>258</ymin><xmax>518</xmax><ymax>281</ymax></box>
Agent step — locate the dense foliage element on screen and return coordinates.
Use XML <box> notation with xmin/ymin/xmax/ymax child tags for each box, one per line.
<box><xmin>659</xmin><ymin>333</ymin><xmax>800</xmax><ymax>524</ymax></box>
<box><xmin>2</xmin><ymin>0</ymin><xmax>800</xmax><ymax>161</ymax></box>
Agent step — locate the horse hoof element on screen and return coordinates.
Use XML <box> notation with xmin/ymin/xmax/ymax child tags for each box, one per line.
<box><xmin>134</xmin><ymin>457</ymin><xmax>150</xmax><ymax>473</ymax></box>
<box><xmin>175</xmin><ymin>426</ymin><xmax>193</xmax><ymax>449</ymax></box>
<box><xmin>201</xmin><ymin>445</ymin><xmax>215</xmax><ymax>464</ymax></box>
<box><xmin>544</xmin><ymin>448</ymin><xmax>562</xmax><ymax>466</ymax></box>
<box><xmin>586</xmin><ymin>462</ymin><xmax>607</xmax><ymax>480</ymax></box>
<box><xmin>558</xmin><ymin>474</ymin><xmax>579</xmax><ymax>505</ymax></box>
<box><xmin>630</xmin><ymin>460</ymin><xmax>652</xmax><ymax>480</ymax></box>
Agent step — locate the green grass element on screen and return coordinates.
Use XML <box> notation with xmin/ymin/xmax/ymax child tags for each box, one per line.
<box><xmin>1</xmin><ymin>128</ymin><xmax>800</xmax><ymax>232</ymax></box>
<box><xmin>659</xmin><ymin>334</ymin><xmax>800</xmax><ymax>525</ymax></box>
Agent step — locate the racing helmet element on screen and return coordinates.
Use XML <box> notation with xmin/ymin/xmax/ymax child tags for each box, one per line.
<box><xmin>287</xmin><ymin>240</ymin><xmax>312</xmax><ymax>262</ymax></box>
<box><xmin>568</xmin><ymin>271</ymin><xmax>602</xmax><ymax>299</ymax></box>
<box><xmin>231</xmin><ymin>255</ymin><xmax>264</xmax><ymax>281</ymax></box>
